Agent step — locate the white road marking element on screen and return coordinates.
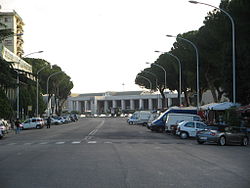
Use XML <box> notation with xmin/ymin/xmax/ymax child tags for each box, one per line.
<box><xmin>84</xmin><ymin>120</ymin><xmax>105</xmax><ymax>141</ymax></box>
<box><xmin>88</xmin><ymin>141</ymin><xmax>97</xmax><ymax>144</ymax></box>
<box><xmin>104</xmin><ymin>141</ymin><xmax>112</xmax><ymax>144</ymax></box>
<box><xmin>39</xmin><ymin>142</ymin><xmax>48</xmax><ymax>145</ymax></box>
<box><xmin>55</xmin><ymin>142</ymin><xmax>65</xmax><ymax>144</ymax></box>
<box><xmin>72</xmin><ymin>141</ymin><xmax>81</xmax><ymax>144</ymax></box>
<box><xmin>24</xmin><ymin>143</ymin><xmax>32</xmax><ymax>145</ymax></box>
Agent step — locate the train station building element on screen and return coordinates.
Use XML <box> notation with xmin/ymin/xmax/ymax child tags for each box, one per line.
<box><xmin>67</xmin><ymin>91</ymin><xmax>182</xmax><ymax>115</ymax></box>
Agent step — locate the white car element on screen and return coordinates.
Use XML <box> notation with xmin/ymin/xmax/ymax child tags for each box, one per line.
<box><xmin>51</xmin><ymin>117</ymin><xmax>63</xmax><ymax>125</ymax></box>
<box><xmin>176</xmin><ymin>121</ymin><xmax>207</xmax><ymax>139</ymax></box>
<box><xmin>0</xmin><ymin>119</ymin><xmax>10</xmax><ymax>134</ymax></box>
<box><xmin>21</xmin><ymin>117</ymin><xmax>45</xmax><ymax>129</ymax></box>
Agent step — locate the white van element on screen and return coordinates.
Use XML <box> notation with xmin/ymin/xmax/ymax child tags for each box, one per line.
<box><xmin>127</xmin><ymin>111</ymin><xmax>152</xmax><ymax>126</ymax></box>
<box><xmin>165</xmin><ymin>113</ymin><xmax>202</xmax><ymax>133</ymax></box>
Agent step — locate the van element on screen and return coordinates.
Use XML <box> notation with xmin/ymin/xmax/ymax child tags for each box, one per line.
<box><xmin>127</xmin><ymin>111</ymin><xmax>152</xmax><ymax>126</ymax></box>
<box><xmin>165</xmin><ymin>113</ymin><xmax>202</xmax><ymax>133</ymax></box>
<box><xmin>147</xmin><ymin>107</ymin><xmax>197</xmax><ymax>132</ymax></box>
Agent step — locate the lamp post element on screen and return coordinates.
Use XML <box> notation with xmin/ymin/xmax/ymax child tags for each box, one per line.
<box><xmin>143</xmin><ymin>70</ymin><xmax>158</xmax><ymax>88</ymax></box>
<box><xmin>146</xmin><ymin>62</ymin><xmax>167</xmax><ymax>90</ymax></box>
<box><xmin>166</xmin><ymin>34</ymin><xmax>199</xmax><ymax>111</ymax></box>
<box><xmin>16</xmin><ymin>50</ymin><xmax>43</xmax><ymax>119</ymax></box>
<box><xmin>155</xmin><ymin>51</ymin><xmax>182</xmax><ymax>106</ymax></box>
<box><xmin>36</xmin><ymin>64</ymin><xmax>48</xmax><ymax>117</ymax></box>
<box><xmin>46</xmin><ymin>71</ymin><xmax>63</xmax><ymax>116</ymax></box>
<box><xmin>137</xmin><ymin>75</ymin><xmax>152</xmax><ymax>91</ymax></box>
<box><xmin>189</xmin><ymin>0</ymin><xmax>236</xmax><ymax>104</ymax></box>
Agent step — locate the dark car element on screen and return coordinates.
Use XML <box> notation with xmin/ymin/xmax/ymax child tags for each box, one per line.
<box><xmin>196</xmin><ymin>126</ymin><xmax>249</xmax><ymax>146</ymax></box>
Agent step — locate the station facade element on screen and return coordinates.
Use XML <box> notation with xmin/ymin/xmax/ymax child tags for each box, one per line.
<box><xmin>67</xmin><ymin>91</ymin><xmax>182</xmax><ymax>114</ymax></box>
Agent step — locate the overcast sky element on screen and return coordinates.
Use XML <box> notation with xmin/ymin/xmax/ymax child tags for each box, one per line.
<box><xmin>1</xmin><ymin>0</ymin><xmax>221</xmax><ymax>93</ymax></box>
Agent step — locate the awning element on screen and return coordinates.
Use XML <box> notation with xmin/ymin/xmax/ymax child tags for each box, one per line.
<box><xmin>201</xmin><ymin>102</ymin><xmax>237</xmax><ymax>111</ymax></box>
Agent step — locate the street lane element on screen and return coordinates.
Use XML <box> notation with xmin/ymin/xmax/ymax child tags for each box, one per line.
<box><xmin>0</xmin><ymin>118</ymin><xmax>250</xmax><ymax>188</ymax></box>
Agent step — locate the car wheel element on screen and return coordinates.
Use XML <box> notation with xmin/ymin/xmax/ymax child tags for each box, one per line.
<box><xmin>197</xmin><ymin>140</ymin><xmax>205</xmax><ymax>144</ymax></box>
<box><xmin>36</xmin><ymin>125</ymin><xmax>41</xmax><ymax>129</ymax></box>
<box><xmin>218</xmin><ymin>136</ymin><xmax>226</xmax><ymax>146</ymax></box>
<box><xmin>241</xmin><ymin>137</ymin><xmax>248</xmax><ymax>146</ymax></box>
<box><xmin>180</xmin><ymin>132</ymin><xmax>188</xmax><ymax>139</ymax></box>
<box><xmin>128</xmin><ymin>121</ymin><xmax>133</xmax><ymax>125</ymax></box>
<box><xmin>158</xmin><ymin>127</ymin><xmax>165</xmax><ymax>133</ymax></box>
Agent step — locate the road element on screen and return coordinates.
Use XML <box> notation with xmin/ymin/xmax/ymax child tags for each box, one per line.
<box><xmin>0</xmin><ymin>118</ymin><xmax>250</xmax><ymax>188</ymax></box>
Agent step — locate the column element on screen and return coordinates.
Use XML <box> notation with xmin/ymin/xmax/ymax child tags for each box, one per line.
<box><xmin>104</xmin><ymin>101</ymin><xmax>108</xmax><ymax>113</ymax></box>
<box><xmin>139</xmin><ymin>99</ymin><xmax>144</xmax><ymax>110</ymax></box>
<box><xmin>112</xmin><ymin>100</ymin><xmax>117</xmax><ymax>108</ymax></box>
<box><xmin>148</xmin><ymin>98</ymin><xmax>153</xmax><ymax>110</ymax></box>
<box><xmin>76</xmin><ymin>101</ymin><xmax>80</xmax><ymax>112</ymax></box>
<box><xmin>157</xmin><ymin>96</ymin><xmax>162</xmax><ymax>109</ymax></box>
<box><xmin>130</xmin><ymin>99</ymin><xmax>135</xmax><ymax>110</ymax></box>
<box><xmin>121</xmin><ymin>100</ymin><xmax>125</xmax><ymax>111</ymax></box>
<box><xmin>84</xmin><ymin>101</ymin><xmax>88</xmax><ymax>112</ymax></box>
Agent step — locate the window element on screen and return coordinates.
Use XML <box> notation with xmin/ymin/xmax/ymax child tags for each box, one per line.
<box><xmin>184</xmin><ymin>122</ymin><xmax>195</xmax><ymax>128</ymax></box>
<box><xmin>4</xmin><ymin>40</ymin><xmax>12</xmax><ymax>46</ymax></box>
<box><xmin>193</xmin><ymin>116</ymin><xmax>201</xmax><ymax>121</ymax></box>
<box><xmin>32</xmin><ymin>119</ymin><xmax>37</xmax><ymax>122</ymax></box>
<box><xmin>4</xmin><ymin>17</ymin><xmax>9</xmax><ymax>22</ymax></box>
<box><xmin>196</xmin><ymin>123</ymin><xmax>205</xmax><ymax>129</ymax></box>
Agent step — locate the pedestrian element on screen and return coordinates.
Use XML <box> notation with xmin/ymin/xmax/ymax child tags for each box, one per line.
<box><xmin>47</xmin><ymin>116</ymin><xmax>51</xmax><ymax>128</ymax></box>
<box><xmin>15</xmin><ymin>118</ymin><xmax>21</xmax><ymax>134</ymax></box>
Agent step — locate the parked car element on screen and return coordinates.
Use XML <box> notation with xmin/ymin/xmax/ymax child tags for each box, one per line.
<box><xmin>127</xmin><ymin>111</ymin><xmax>152</xmax><ymax>126</ymax></box>
<box><xmin>148</xmin><ymin>107</ymin><xmax>197</xmax><ymax>132</ymax></box>
<box><xmin>0</xmin><ymin>129</ymin><xmax>3</xmax><ymax>139</ymax></box>
<box><xmin>176</xmin><ymin>121</ymin><xmax>208</xmax><ymax>139</ymax></box>
<box><xmin>165</xmin><ymin>113</ymin><xmax>202</xmax><ymax>134</ymax></box>
<box><xmin>0</xmin><ymin>119</ymin><xmax>9</xmax><ymax>134</ymax></box>
<box><xmin>21</xmin><ymin>117</ymin><xmax>45</xmax><ymax>129</ymax></box>
<box><xmin>197</xmin><ymin>126</ymin><xmax>249</xmax><ymax>146</ymax></box>
<box><xmin>50</xmin><ymin>117</ymin><xmax>63</xmax><ymax>125</ymax></box>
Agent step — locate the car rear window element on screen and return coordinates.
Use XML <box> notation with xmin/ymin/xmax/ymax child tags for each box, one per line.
<box><xmin>184</xmin><ymin>122</ymin><xmax>195</xmax><ymax>128</ymax></box>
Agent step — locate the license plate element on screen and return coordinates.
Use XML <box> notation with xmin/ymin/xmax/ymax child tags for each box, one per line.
<box><xmin>200</xmin><ymin>137</ymin><xmax>207</xmax><ymax>140</ymax></box>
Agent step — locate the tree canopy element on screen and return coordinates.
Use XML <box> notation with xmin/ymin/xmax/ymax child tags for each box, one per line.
<box><xmin>135</xmin><ymin>0</ymin><xmax>250</xmax><ymax>105</ymax></box>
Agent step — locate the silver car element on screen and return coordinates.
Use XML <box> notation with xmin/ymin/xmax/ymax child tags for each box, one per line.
<box><xmin>197</xmin><ymin>126</ymin><xmax>249</xmax><ymax>146</ymax></box>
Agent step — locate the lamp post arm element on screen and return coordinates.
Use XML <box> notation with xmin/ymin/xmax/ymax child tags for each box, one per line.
<box><xmin>23</xmin><ymin>51</ymin><xmax>44</xmax><ymax>58</ymax></box>
<box><xmin>137</xmin><ymin>75</ymin><xmax>152</xmax><ymax>91</ymax></box>
<box><xmin>152</xmin><ymin>63</ymin><xmax>167</xmax><ymax>89</ymax></box>
<box><xmin>46</xmin><ymin>71</ymin><xmax>63</xmax><ymax>94</ymax></box>
<box><xmin>143</xmin><ymin>70</ymin><xmax>158</xmax><ymax>87</ymax></box>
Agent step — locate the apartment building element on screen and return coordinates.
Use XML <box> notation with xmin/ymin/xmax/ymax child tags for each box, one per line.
<box><xmin>0</xmin><ymin>10</ymin><xmax>24</xmax><ymax>56</ymax></box>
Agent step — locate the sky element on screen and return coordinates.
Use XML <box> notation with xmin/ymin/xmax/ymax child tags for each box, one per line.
<box><xmin>1</xmin><ymin>0</ymin><xmax>221</xmax><ymax>94</ymax></box>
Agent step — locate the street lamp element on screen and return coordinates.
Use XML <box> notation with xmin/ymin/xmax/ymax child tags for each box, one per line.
<box><xmin>36</xmin><ymin>64</ymin><xmax>49</xmax><ymax>117</ymax></box>
<box><xmin>136</xmin><ymin>75</ymin><xmax>152</xmax><ymax>91</ymax></box>
<box><xmin>189</xmin><ymin>0</ymin><xmax>236</xmax><ymax>104</ymax></box>
<box><xmin>146</xmin><ymin>62</ymin><xmax>167</xmax><ymax>90</ymax></box>
<box><xmin>155</xmin><ymin>51</ymin><xmax>182</xmax><ymax>106</ymax></box>
<box><xmin>46</xmin><ymin>71</ymin><xmax>63</xmax><ymax>116</ymax></box>
<box><xmin>16</xmin><ymin>50</ymin><xmax>43</xmax><ymax>119</ymax></box>
<box><xmin>166</xmin><ymin>34</ymin><xmax>199</xmax><ymax>111</ymax></box>
<box><xmin>143</xmin><ymin>70</ymin><xmax>158</xmax><ymax>88</ymax></box>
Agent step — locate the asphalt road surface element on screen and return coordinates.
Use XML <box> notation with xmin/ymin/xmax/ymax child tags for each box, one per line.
<box><xmin>0</xmin><ymin>118</ymin><xmax>250</xmax><ymax>188</ymax></box>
